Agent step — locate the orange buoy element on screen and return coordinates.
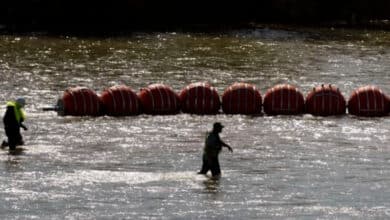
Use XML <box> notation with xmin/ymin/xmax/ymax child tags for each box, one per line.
<box><xmin>305</xmin><ymin>84</ymin><xmax>346</xmax><ymax>116</ymax></box>
<box><xmin>100</xmin><ymin>85</ymin><xmax>140</xmax><ymax>116</ymax></box>
<box><xmin>138</xmin><ymin>83</ymin><xmax>180</xmax><ymax>115</ymax></box>
<box><xmin>263</xmin><ymin>84</ymin><xmax>305</xmax><ymax>115</ymax></box>
<box><xmin>348</xmin><ymin>85</ymin><xmax>389</xmax><ymax>117</ymax></box>
<box><xmin>59</xmin><ymin>87</ymin><xmax>101</xmax><ymax>116</ymax></box>
<box><xmin>222</xmin><ymin>82</ymin><xmax>262</xmax><ymax>114</ymax></box>
<box><xmin>179</xmin><ymin>82</ymin><xmax>220</xmax><ymax>114</ymax></box>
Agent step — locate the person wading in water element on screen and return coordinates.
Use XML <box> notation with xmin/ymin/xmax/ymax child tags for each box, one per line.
<box><xmin>2</xmin><ymin>97</ymin><xmax>28</xmax><ymax>151</ymax></box>
<box><xmin>198</xmin><ymin>122</ymin><xmax>233</xmax><ymax>178</ymax></box>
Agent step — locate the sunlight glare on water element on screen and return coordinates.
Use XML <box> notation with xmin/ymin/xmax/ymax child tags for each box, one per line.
<box><xmin>0</xmin><ymin>28</ymin><xmax>389</xmax><ymax>219</ymax></box>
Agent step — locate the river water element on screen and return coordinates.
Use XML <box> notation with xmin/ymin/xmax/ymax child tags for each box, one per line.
<box><xmin>0</xmin><ymin>28</ymin><xmax>389</xmax><ymax>219</ymax></box>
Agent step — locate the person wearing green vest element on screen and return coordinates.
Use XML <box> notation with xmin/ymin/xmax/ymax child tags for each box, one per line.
<box><xmin>2</xmin><ymin>97</ymin><xmax>27</xmax><ymax>151</ymax></box>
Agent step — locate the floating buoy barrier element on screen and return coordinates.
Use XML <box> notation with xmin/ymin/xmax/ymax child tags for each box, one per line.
<box><xmin>305</xmin><ymin>84</ymin><xmax>346</xmax><ymax>116</ymax></box>
<box><xmin>43</xmin><ymin>83</ymin><xmax>389</xmax><ymax>117</ymax></box>
<box><xmin>222</xmin><ymin>82</ymin><xmax>262</xmax><ymax>115</ymax></box>
<box><xmin>100</xmin><ymin>85</ymin><xmax>140</xmax><ymax>116</ymax></box>
<box><xmin>179</xmin><ymin>82</ymin><xmax>220</xmax><ymax>115</ymax></box>
<box><xmin>138</xmin><ymin>83</ymin><xmax>180</xmax><ymax>115</ymax></box>
<box><xmin>348</xmin><ymin>85</ymin><xmax>389</xmax><ymax>117</ymax></box>
<box><xmin>263</xmin><ymin>84</ymin><xmax>305</xmax><ymax>115</ymax></box>
<box><xmin>46</xmin><ymin>87</ymin><xmax>101</xmax><ymax>116</ymax></box>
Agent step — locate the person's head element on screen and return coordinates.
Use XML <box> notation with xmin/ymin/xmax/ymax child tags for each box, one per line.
<box><xmin>213</xmin><ymin>122</ymin><xmax>224</xmax><ymax>133</ymax></box>
<box><xmin>15</xmin><ymin>97</ymin><xmax>26</xmax><ymax>108</ymax></box>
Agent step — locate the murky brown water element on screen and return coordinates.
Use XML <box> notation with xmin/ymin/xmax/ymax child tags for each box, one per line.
<box><xmin>0</xmin><ymin>28</ymin><xmax>389</xmax><ymax>219</ymax></box>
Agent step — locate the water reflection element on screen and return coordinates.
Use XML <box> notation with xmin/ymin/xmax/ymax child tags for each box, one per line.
<box><xmin>8</xmin><ymin>148</ymin><xmax>26</xmax><ymax>156</ymax></box>
<box><xmin>203</xmin><ymin>177</ymin><xmax>221</xmax><ymax>193</ymax></box>
<box><xmin>0</xmin><ymin>28</ymin><xmax>389</xmax><ymax>219</ymax></box>
<box><xmin>3</xmin><ymin>154</ymin><xmax>24</xmax><ymax>172</ymax></box>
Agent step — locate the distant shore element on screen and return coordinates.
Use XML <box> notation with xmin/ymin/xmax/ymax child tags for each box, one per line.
<box><xmin>1</xmin><ymin>1</ymin><xmax>389</xmax><ymax>33</ymax></box>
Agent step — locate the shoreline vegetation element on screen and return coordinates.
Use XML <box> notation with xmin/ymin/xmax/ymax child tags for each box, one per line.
<box><xmin>1</xmin><ymin>1</ymin><xmax>390</xmax><ymax>34</ymax></box>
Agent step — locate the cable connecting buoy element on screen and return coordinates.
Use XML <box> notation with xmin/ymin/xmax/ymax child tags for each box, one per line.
<box><xmin>263</xmin><ymin>84</ymin><xmax>305</xmax><ymax>115</ymax></box>
<box><xmin>42</xmin><ymin>105</ymin><xmax>62</xmax><ymax>112</ymax></box>
<box><xmin>348</xmin><ymin>85</ymin><xmax>389</xmax><ymax>117</ymax></box>
<box><xmin>179</xmin><ymin>82</ymin><xmax>220</xmax><ymax>115</ymax></box>
<box><xmin>222</xmin><ymin>82</ymin><xmax>262</xmax><ymax>115</ymax></box>
<box><xmin>100</xmin><ymin>85</ymin><xmax>140</xmax><ymax>116</ymax></box>
<box><xmin>138</xmin><ymin>83</ymin><xmax>180</xmax><ymax>115</ymax></box>
<box><xmin>305</xmin><ymin>84</ymin><xmax>346</xmax><ymax>116</ymax></box>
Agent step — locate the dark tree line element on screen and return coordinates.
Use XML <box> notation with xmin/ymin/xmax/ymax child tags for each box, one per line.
<box><xmin>1</xmin><ymin>0</ymin><xmax>389</xmax><ymax>32</ymax></box>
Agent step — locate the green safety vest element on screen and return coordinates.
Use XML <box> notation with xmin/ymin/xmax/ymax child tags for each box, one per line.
<box><xmin>6</xmin><ymin>101</ymin><xmax>26</xmax><ymax>123</ymax></box>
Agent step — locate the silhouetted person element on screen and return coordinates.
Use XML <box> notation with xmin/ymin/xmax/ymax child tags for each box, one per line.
<box><xmin>198</xmin><ymin>122</ymin><xmax>233</xmax><ymax>178</ymax></box>
<box><xmin>2</xmin><ymin>98</ymin><xmax>27</xmax><ymax>151</ymax></box>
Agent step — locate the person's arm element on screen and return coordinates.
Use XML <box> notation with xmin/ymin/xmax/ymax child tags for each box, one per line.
<box><xmin>20</xmin><ymin>123</ymin><xmax>28</xmax><ymax>131</ymax></box>
<box><xmin>19</xmin><ymin>111</ymin><xmax>27</xmax><ymax>130</ymax></box>
<box><xmin>20</xmin><ymin>122</ymin><xmax>28</xmax><ymax>131</ymax></box>
<box><xmin>221</xmin><ymin>140</ymin><xmax>233</xmax><ymax>152</ymax></box>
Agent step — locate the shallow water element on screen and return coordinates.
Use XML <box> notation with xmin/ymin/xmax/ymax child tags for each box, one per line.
<box><xmin>0</xmin><ymin>28</ymin><xmax>389</xmax><ymax>219</ymax></box>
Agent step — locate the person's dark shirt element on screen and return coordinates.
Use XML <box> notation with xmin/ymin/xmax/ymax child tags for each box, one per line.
<box><xmin>3</xmin><ymin>106</ymin><xmax>20</xmax><ymax>130</ymax></box>
<box><xmin>204</xmin><ymin>132</ymin><xmax>223</xmax><ymax>157</ymax></box>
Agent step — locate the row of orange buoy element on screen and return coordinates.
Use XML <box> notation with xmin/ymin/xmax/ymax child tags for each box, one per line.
<box><xmin>53</xmin><ymin>82</ymin><xmax>390</xmax><ymax>117</ymax></box>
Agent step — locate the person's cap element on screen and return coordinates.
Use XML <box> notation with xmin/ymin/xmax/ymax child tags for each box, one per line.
<box><xmin>213</xmin><ymin>122</ymin><xmax>224</xmax><ymax>129</ymax></box>
<box><xmin>15</xmin><ymin>97</ymin><xmax>26</xmax><ymax>107</ymax></box>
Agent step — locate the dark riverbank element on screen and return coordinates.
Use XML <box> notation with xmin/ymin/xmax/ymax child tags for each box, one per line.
<box><xmin>1</xmin><ymin>0</ymin><xmax>390</xmax><ymax>33</ymax></box>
